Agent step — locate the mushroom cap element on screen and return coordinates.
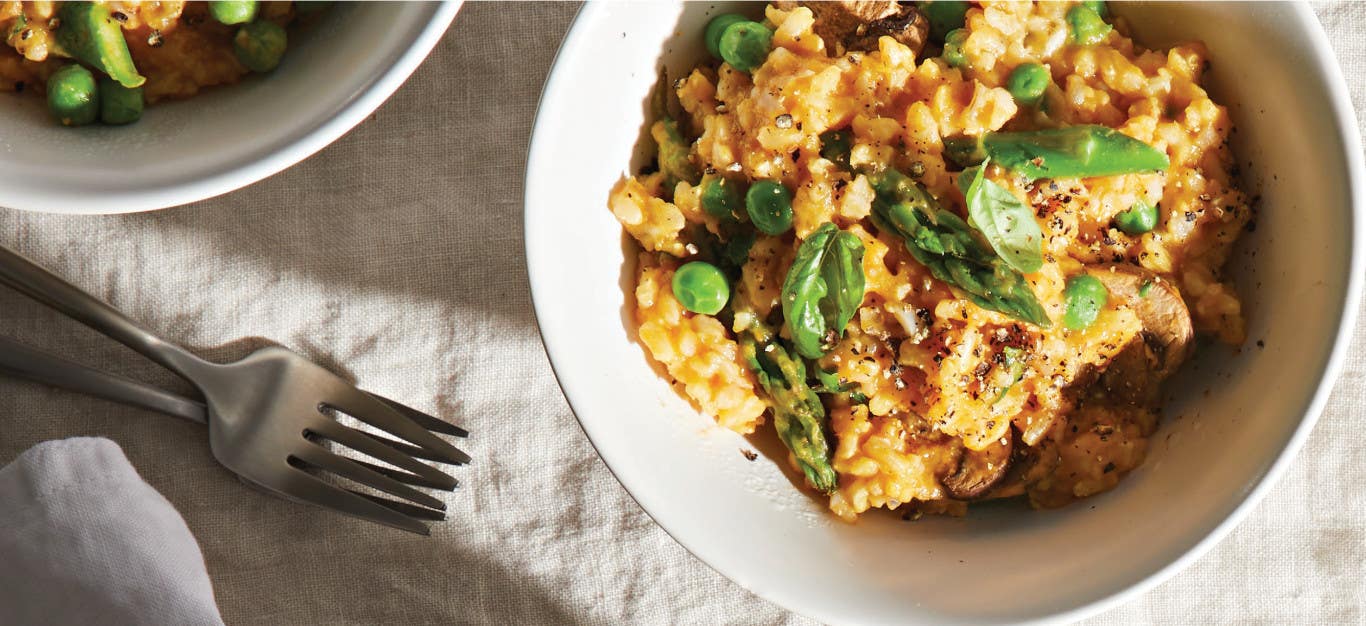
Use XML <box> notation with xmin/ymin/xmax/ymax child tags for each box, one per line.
<box><xmin>1085</xmin><ymin>264</ymin><xmax>1195</xmax><ymax>380</ymax></box>
<box><xmin>1095</xmin><ymin>339</ymin><xmax>1162</xmax><ymax>408</ymax></box>
<box><xmin>942</xmin><ymin>434</ymin><xmax>1013</xmax><ymax>500</ymax></box>
<box><xmin>775</xmin><ymin>1</ymin><xmax>928</xmax><ymax>55</ymax></box>
<box><xmin>982</xmin><ymin>435</ymin><xmax>1061</xmax><ymax>500</ymax></box>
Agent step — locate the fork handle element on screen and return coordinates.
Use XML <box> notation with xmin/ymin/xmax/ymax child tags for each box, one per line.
<box><xmin>0</xmin><ymin>336</ymin><xmax>207</xmax><ymax>424</ymax></box>
<box><xmin>0</xmin><ymin>245</ymin><xmax>209</xmax><ymax>383</ymax></box>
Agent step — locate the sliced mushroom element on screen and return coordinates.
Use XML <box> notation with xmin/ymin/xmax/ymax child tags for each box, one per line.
<box><xmin>979</xmin><ymin>442</ymin><xmax>1026</xmax><ymax>500</ymax></box>
<box><xmin>1082</xmin><ymin>264</ymin><xmax>1194</xmax><ymax>408</ymax></box>
<box><xmin>775</xmin><ymin>1</ymin><xmax>928</xmax><ymax>55</ymax></box>
<box><xmin>1086</xmin><ymin>264</ymin><xmax>1194</xmax><ymax>379</ymax></box>
<box><xmin>954</xmin><ymin>265</ymin><xmax>1191</xmax><ymax>501</ymax></box>
<box><xmin>980</xmin><ymin>474</ymin><xmax>1025</xmax><ymax>500</ymax></box>
<box><xmin>1094</xmin><ymin>340</ymin><xmax>1161</xmax><ymax>408</ymax></box>
<box><xmin>972</xmin><ymin>266</ymin><xmax>1192</xmax><ymax>500</ymax></box>
<box><xmin>942</xmin><ymin>434</ymin><xmax>1012</xmax><ymax>500</ymax></box>
<box><xmin>981</xmin><ymin>431</ymin><xmax>1061</xmax><ymax>500</ymax></box>
<box><xmin>1018</xmin><ymin>264</ymin><xmax>1193</xmax><ymax>446</ymax></box>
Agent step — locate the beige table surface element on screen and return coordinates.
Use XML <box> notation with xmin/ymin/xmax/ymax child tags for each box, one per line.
<box><xmin>2</xmin><ymin>3</ymin><xmax>1364</xmax><ymax>624</ymax></box>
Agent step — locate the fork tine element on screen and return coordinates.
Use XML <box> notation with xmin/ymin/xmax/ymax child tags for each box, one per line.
<box><xmin>352</xmin><ymin>491</ymin><xmax>447</xmax><ymax>522</ymax></box>
<box><xmin>368</xmin><ymin>392</ymin><xmax>469</xmax><ymax>438</ymax></box>
<box><xmin>327</xmin><ymin>391</ymin><xmax>469</xmax><ymax>466</ymax></box>
<box><xmin>275</xmin><ymin>469</ymin><xmax>431</xmax><ymax>535</ymax></box>
<box><xmin>358</xmin><ymin>429</ymin><xmax>471</xmax><ymax>465</ymax></box>
<box><xmin>307</xmin><ymin>419</ymin><xmax>459</xmax><ymax>490</ymax></box>
<box><xmin>291</xmin><ymin>444</ymin><xmax>447</xmax><ymax>511</ymax></box>
<box><xmin>352</xmin><ymin>458</ymin><xmax>458</xmax><ymax>491</ymax></box>
<box><xmin>353</xmin><ymin>430</ymin><xmax>448</xmax><ymax>464</ymax></box>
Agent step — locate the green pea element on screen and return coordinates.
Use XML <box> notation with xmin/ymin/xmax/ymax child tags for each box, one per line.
<box><xmin>718</xmin><ymin>20</ymin><xmax>772</xmax><ymax>73</ymax></box>
<box><xmin>745</xmin><ymin>180</ymin><xmax>794</xmax><ymax>235</ymax></box>
<box><xmin>98</xmin><ymin>77</ymin><xmax>143</xmax><ymax>125</ymax></box>
<box><xmin>942</xmin><ymin>28</ymin><xmax>969</xmax><ymax>69</ymax></box>
<box><xmin>1006</xmin><ymin>62</ymin><xmax>1050</xmax><ymax>106</ymax></box>
<box><xmin>209</xmin><ymin>0</ymin><xmax>257</xmax><ymax>25</ymax></box>
<box><xmin>700</xmin><ymin>176</ymin><xmax>745</xmax><ymax>221</ymax></box>
<box><xmin>704</xmin><ymin>13</ymin><xmax>747</xmax><ymax>60</ymax></box>
<box><xmin>672</xmin><ymin>261</ymin><xmax>731</xmax><ymax>315</ymax></box>
<box><xmin>47</xmin><ymin>64</ymin><xmax>98</xmax><ymax>127</ymax></box>
<box><xmin>1115</xmin><ymin>200</ymin><xmax>1159</xmax><ymax>235</ymax></box>
<box><xmin>1067</xmin><ymin>4</ymin><xmax>1112</xmax><ymax>46</ymax></box>
<box><xmin>1063</xmin><ymin>274</ymin><xmax>1109</xmax><ymax>330</ymax></box>
<box><xmin>1083</xmin><ymin>0</ymin><xmax>1109</xmax><ymax>19</ymax></box>
<box><xmin>917</xmin><ymin>0</ymin><xmax>970</xmax><ymax>42</ymax></box>
<box><xmin>233</xmin><ymin>20</ymin><xmax>288</xmax><ymax>72</ymax></box>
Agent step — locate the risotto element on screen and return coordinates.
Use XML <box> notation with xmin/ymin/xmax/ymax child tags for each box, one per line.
<box><xmin>0</xmin><ymin>1</ymin><xmax>317</xmax><ymax>126</ymax></box>
<box><xmin>609</xmin><ymin>0</ymin><xmax>1252</xmax><ymax>521</ymax></box>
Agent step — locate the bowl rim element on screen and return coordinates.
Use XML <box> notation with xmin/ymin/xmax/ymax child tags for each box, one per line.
<box><xmin>1</xmin><ymin>0</ymin><xmax>462</xmax><ymax>215</ymax></box>
<box><xmin>523</xmin><ymin>2</ymin><xmax>1366</xmax><ymax>623</ymax></box>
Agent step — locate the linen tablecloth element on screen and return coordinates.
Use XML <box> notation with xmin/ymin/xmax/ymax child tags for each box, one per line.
<box><xmin>1</xmin><ymin>3</ymin><xmax>1363</xmax><ymax>624</ymax></box>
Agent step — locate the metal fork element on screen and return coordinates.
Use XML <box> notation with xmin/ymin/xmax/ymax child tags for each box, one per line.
<box><xmin>0</xmin><ymin>335</ymin><xmax>466</xmax><ymax>532</ymax></box>
<box><xmin>0</xmin><ymin>245</ymin><xmax>470</xmax><ymax>534</ymax></box>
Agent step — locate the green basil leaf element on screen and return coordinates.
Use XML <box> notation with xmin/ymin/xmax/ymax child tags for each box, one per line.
<box><xmin>826</xmin><ymin>230</ymin><xmax>866</xmax><ymax>329</ymax></box>
<box><xmin>781</xmin><ymin>223</ymin><xmax>867</xmax><ymax>359</ymax></box>
<box><xmin>959</xmin><ymin>162</ymin><xmax>1044</xmax><ymax>274</ymax></box>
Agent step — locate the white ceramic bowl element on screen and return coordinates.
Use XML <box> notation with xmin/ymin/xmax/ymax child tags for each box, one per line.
<box><xmin>0</xmin><ymin>1</ymin><xmax>460</xmax><ymax>214</ymax></box>
<box><xmin>526</xmin><ymin>3</ymin><xmax>1364</xmax><ymax>624</ymax></box>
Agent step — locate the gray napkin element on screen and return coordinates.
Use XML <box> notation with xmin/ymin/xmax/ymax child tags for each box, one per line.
<box><xmin>0</xmin><ymin>437</ymin><xmax>224</xmax><ymax>626</ymax></box>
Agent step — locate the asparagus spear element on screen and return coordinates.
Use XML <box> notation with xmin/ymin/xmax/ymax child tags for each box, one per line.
<box><xmin>813</xmin><ymin>131</ymin><xmax>1049</xmax><ymax>326</ymax></box>
<box><xmin>734</xmin><ymin>296</ymin><xmax>838</xmax><ymax>494</ymax></box>
<box><xmin>56</xmin><ymin>2</ymin><xmax>146</xmax><ymax>89</ymax></box>
<box><xmin>943</xmin><ymin>125</ymin><xmax>1169</xmax><ymax>181</ymax></box>
<box><xmin>647</xmin><ymin>69</ymin><xmax>700</xmax><ymax>191</ymax></box>
<box><xmin>870</xmin><ymin>169</ymin><xmax>1052</xmax><ymax>327</ymax></box>
<box><xmin>652</xmin><ymin>118</ymin><xmax>701</xmax><ymax>189</ymax></box>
